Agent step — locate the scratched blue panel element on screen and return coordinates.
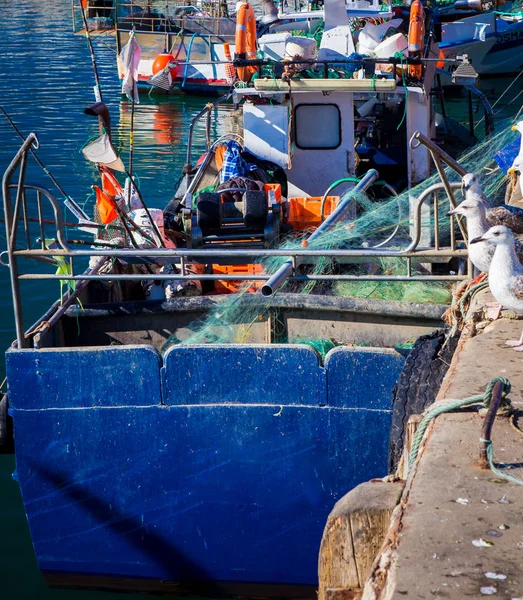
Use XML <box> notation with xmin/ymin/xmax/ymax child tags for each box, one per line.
<box><xmin>325</xmin><ymin>347</ymin><xmax>405</xmax><ymax>409</ymax></box>
<box><xmin>11</xmin><ymin>403</ymin><xmax>391</xmax><ymax>584</ymax></box>
<box><xmin>6</xmin><ymin>346</ymin><xmax>162</xmax><ymax>409</ymax></box>
<box><xmin>163</xmin><ymin>344</ymin><xmax>326</xmax><ymax>406</ymax></box>
<box><xmin>494</xmin><ymin>137</ymin><xmax>520</xmax><ymax>173</ymax></box>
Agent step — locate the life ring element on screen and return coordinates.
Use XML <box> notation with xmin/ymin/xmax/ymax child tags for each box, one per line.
<box><xmin>408</xmin><ymin>0</ymin><xmax>425</xmax><ymax>80</ymax></box>
<box><xmin>234</xmin><ymin>2</ymin><xmax>257</xmax><ymax>83</ymax></box>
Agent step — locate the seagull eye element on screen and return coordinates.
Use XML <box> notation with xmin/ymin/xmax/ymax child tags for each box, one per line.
<box><xmin>494</xmin><ymin>232</ymin><xmax>500</xmax><ymax>236</ymax></box>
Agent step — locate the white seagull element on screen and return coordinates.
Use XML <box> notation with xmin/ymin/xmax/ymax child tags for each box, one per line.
<box><xmin>508</xmin><ymin>120</ymin><xmax>523</xmax><ymax>197</ymax></box>
<box><xmin>447</xmin><ymin>173</ymin><xmax>523</xmax><ymax>273</ymax></box>
<box><xmin>471</xmin><ymin>226</ymin><xmax>523</xmax><ymax>351</ymax></box>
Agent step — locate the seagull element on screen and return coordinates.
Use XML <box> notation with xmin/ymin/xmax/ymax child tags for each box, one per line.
<box><xmin>462</xmin><ymin>172</ymin><xmax>491</xmax><ymax>207</ymax></box>
<box><xmin>471</xmin><ymin>226</ymin><xmax>523</xmax><ymax>351</ymax></box>
<box><xmin>461</xmin><ymin>172</ymin><xmax>523</xmax><ymax>232</ymax></box>
<box><xmin>448</xmin><ymin>179</ymin><xmax>523</xmax><ymax>273</ymax></box>
<box><xmin>508</xmin><ymin>120</ymin><xmax>523</xmax><ymax>197</ymax></box>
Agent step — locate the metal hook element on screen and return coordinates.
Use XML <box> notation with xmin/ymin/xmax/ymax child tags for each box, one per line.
<box><xmin>0</xmin><ymin>251</ymin><xmax>10</xmax><ymax>268</ymax></box>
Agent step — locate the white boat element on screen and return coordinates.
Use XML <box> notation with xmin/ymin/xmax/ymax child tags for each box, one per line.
<box><xmin>438</xmin><ymin>10</ymin><xmax>523</xmax><ymax>75</ymax></box>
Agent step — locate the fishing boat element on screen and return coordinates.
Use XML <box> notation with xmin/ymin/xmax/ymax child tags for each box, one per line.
<box><xmin>3</xmin><ymin>0</ymin><xmax>510</xmax><ymax>594</ymax></box>
<box><xmin>437</xmin><ymin>9</ymin><xmax>523</xmax><ymax>76</ymax></box>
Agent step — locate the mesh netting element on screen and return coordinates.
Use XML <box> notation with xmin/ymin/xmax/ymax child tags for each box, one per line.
<box><xmin>161</xmin><ymin>119</ymin><xmax>517</xmax><ymax>353</ymax></box>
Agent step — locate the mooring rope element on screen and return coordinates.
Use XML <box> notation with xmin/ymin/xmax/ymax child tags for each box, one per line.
<box><xmin>408</xmin><ymin>377</ymin><xmax>523</xmax><ymax>485</ymax></box>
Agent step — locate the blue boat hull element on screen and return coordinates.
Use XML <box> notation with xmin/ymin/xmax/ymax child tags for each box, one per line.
<box><xmin>6</xmin><ymin>344</ymin><xmax>404</xmax><ymax>595</ymax></box>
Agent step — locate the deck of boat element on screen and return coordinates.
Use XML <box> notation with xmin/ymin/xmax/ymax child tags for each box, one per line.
<box><xmin>74</xmin><ymin>27</ymin><xmax>115</xmax><ymax>36</ymax></box>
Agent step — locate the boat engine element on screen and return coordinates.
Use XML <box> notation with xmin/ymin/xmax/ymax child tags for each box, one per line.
<box><xmin>187</xmin><ymin>187</ymin><xmax>281</xmax><ymax>249</ymax></box>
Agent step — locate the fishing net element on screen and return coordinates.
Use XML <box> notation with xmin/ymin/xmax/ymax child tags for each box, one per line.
<box><xmin>161</xmin><ymin>119</ymin><xmax>518</xmax><ymax>354</ymax></box>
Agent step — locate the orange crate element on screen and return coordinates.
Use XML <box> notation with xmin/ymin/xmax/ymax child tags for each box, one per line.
<box><xmin>212</xmin><ymin>264</ymin><xmax>264</xmax><ymax>294</ymax></box>
<box><xmin>264</xmin><ymin>183</ymin><xmax>282</xmax><ymax>203</ymax></box>
<box><xmin>288</xmin><ymin>196</ymin><xmax>339</xmax><ymax>231</ymax></box>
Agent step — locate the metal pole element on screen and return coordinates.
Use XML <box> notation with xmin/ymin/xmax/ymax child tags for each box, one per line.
<box><xmin>0</xmin><ymin>108</ymin><xmax>88</xmax><ymax>220</ymax></box>
<box><xmin>477</xmin><ymin>381</ymin><xmax>503</xmax><ymax>469</ymax></box>
<box><xmin>261</xmin><ymin>169</ymin><xmax>379</xmax><ymax>296</ymax></box>
<box><xmin>79</xmin><ymin>0</ymin><xmax>103</xmax><ymax>102</ymax></box>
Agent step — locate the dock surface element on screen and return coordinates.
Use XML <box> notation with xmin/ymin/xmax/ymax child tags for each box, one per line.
<box><xmin>364</xmin><ymin>295</ymin><xmax>523</xmax><ymax>599</ymax></box>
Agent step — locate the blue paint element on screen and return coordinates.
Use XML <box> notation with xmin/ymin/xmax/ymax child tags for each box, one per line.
<box><xmin>7</xmin><ymin>346</ymin><xmax>162</xmax><ymax>409</ymax></box>
<box><xmin>6</xmin><ymin>343</ymin><xmax>403</xmax><ymax>590</ymax></box>
<box><xmin>163</xmin><ymin>344</ymin><xmax>327</xmax><ymax>406</ymax></box>
<box><xmin>494</xmin><ymin>137</ymin><xmax>520</xmax><ymax>173</ymax></box>
<box><xmin>325</xmin><ymin>347</ymin><xmax>404</xmax><ymax>409</ymax></box>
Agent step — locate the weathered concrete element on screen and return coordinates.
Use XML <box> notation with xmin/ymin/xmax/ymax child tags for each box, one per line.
<box><xmin>363</xmin><ymin>306</ymin><xmax>523</xmax><ymax>599</ymax></box>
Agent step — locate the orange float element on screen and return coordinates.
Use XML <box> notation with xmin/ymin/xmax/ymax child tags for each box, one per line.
<box><xmin>408</xmin><ymin>0</ymin><xmax>425</xmax><ymax>80</ymax></box>
<box><xmin>234</xmin><ymin>2</ymin><xmax>257</xmax><ymax>83</ymax></box>
<box><xmin>223</xmin><ymin>42</ymin><xmax>237</xmax><ymax>84</ymax></box>
<box><xmin>99</xmin><ymin>165</ymin><xmax>123</xmax><ymax>199</ymax></box>
<box><xmin>152</xmin><ymin>52</ymin><xmax>179</xmax><ymax>79</ymax></box>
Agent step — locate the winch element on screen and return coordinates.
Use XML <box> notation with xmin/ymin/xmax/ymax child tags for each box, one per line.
<box><xmin>185</xmin><ymin>187</ymin><xmax>282</xmax><ymax>250</ymax></box>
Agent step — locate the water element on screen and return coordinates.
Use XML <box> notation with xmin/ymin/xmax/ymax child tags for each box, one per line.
<box><xmin>0</xmin><ymin>0</ymin><xmax>522</xmax><ymax>597</ymax></box>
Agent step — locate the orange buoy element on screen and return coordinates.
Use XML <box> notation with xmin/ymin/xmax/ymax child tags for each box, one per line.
<box><xmin>223</xmin><ymin>42</ymin><xmax>237</xmax><ymax>85</ymax></box>
<box><xmin>99</xmin><ymin>165</ymin><xmax>123</xmax><ymax>199</ymax></box>
<box><xmin>408</xmin><ymin>0</ymin><xmax>425</xmax><ymax>80</ymax></box>
<box><xmin>152</xmin><ymin>53</ymin><xmax>179</xmax><ymax>79</ymax></box>
<box><xmin>234</xmin><ymin>3</ymin><xmax>257</xmax><ymax>83</ymax></box>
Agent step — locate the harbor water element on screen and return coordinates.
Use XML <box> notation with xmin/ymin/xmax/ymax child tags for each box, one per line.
<box><xmin>0</xmin><ymin>0</ymin><xmax>522</xmax><ymax>597</ymax></box>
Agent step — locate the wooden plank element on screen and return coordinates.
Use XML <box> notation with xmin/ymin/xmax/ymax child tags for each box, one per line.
<box><xmin>318</xmin><ymin>480</ymin><xmax>404</xmax><ymax>600</ymax></box>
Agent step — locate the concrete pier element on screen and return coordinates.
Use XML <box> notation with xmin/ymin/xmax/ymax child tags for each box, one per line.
<box><xmin>363</xmin><ymin>290</ymin><xmax>523</xmax><ymax>599</ymax></box>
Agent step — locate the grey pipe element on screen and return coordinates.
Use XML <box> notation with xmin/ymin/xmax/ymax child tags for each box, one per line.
<box><xmin>261</xmin><ymin>169</ymin><xmax>379</xmax><ymax>297</ymax></box>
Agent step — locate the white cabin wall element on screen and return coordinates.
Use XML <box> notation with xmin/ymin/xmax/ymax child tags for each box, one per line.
<box><xmin>286</xmin><ymin>92</ymin><xmax>355</xmax><ymax>197</ymax></box>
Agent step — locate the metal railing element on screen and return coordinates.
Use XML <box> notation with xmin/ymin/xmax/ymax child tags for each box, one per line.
<box><xmin>2</xmin><ymin>133</ymin><xmax>472</xmax><ymax>348</ymax></box>
<box><xmin>71</xmin><ymin>0</ymin><xmax>236</xmax><ymax>34</ymax></box>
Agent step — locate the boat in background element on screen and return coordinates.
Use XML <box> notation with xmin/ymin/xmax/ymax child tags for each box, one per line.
<box><xmin>437</xmin><ymin>0</ymin><xmax>523</xmax><ymax>76</ymax></box>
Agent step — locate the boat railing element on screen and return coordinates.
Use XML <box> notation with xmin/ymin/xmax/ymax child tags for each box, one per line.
<box><xmin>71</xmin><ymin>0</ymin><xmax>234</xmax><ymax>35</ymax></box>
<box><xmin>2</xmin><ymin>134</ymin><xmax>471</xmax><ymax>348</ymax></box>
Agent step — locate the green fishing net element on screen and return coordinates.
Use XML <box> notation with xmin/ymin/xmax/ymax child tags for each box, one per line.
<box><xmin>161</xmin><ymin>119</ymin><xmax>517</xmax><ymax>353</ymax></box>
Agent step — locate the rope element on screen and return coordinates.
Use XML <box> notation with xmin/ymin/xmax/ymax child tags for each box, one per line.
<box><xmin>481</xmin><ymin>438</ymin><xmax>523</xmax><ymax>485</ymax></box>
<box><xmin>394</xmin><ymin>52</ymin><xmax>408</xmax><ymax>131</ymax></box>
<box><xmin>476</xmin><ymin>68</ymin><xmax>523</xmax><ymax>126</ymax></box>
<box><xmin>408</xmin><ymin>377</ymin><xmax>523</xmax><ymax>486</ymax></box>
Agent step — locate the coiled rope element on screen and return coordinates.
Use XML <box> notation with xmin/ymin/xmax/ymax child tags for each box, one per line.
<box><xmin>408</xmin><ymin>377</ymin><xmax>522</xmax><ymax>485</ymax></box>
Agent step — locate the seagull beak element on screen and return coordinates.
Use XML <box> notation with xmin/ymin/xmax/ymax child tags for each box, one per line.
<box><xmin>448</xmin><ymin>208</ymin><xmax>460</xmax><ymax>216</ymax></box>
<box><xmin>508</xmin><ymin>167</ymin><xmax>517</xmax><ymax>174</ymax></box>
<box><xmin>470</xmin><ymin>235</ymin><xmax>485</xmax><ymax>244</ymax></box>
<box><xmin>512</xmin><ymin>125</ymin><xmax>518</xmax><ymax>131</ymax></box>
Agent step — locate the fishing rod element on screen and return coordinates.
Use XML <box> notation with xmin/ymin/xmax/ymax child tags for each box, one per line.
<box><xmin>0</xmin><ymin>107</ymin><xmax>90</xmax><ymax>222</ymax></box>
<box><xmin>78</xmin><ymin>0</ymin><xmax>103</xmax><ymax>102</ymax></box>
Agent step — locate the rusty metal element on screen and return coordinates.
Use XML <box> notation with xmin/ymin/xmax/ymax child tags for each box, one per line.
<box><xmin>477</xmin><ymin>381</ymin><xmax>504</xmax><ymax>470</ymax></box>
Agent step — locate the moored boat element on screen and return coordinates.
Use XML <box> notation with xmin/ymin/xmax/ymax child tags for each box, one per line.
<box><xmin>5</xmin><ymin>0</ymin><xmax>519</xmax><ymax>593</ymax></box>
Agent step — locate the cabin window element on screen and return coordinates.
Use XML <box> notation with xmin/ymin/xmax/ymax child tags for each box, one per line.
<box><xmin>294</xmin><ymin>104</ymin><xmax>341</xmax><ymax>150</ymax></box>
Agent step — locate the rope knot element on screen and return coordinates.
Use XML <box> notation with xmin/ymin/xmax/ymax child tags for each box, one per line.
<box><xmin>482</xmin><ymin>376</ymin><xmax>512</xmax><ymax>410</ymax></box>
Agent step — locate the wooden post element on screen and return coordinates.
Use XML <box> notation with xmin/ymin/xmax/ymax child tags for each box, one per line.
<box><xmin>396</xmin><ymin>414</ymin><xmax>423</xmax><ymax>480</ymax></box>
<box><xmin>318</xmin><ymin>480</ymin><xmax>404</xmax><ymax>600</ymax></box>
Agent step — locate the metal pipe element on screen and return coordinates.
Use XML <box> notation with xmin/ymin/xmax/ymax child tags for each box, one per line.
<box><xmin>17</xmin><ymin>273</ymin><xmax>467</xmax><ymax>283</ymax></box>
<box><xmin>477</xmin><ymin>381</ymin><xmax>504</xmax><ymax>469</ymax></box>
<box><xmin>0</xmin><ymin>109</ymin><xmax>88</xmax><ymax>219</ymax></box>
<box><xmin>261</xmin><ymin>169</ymin><xmax>379</xmax><ymax>297</ymax></box>
<box><xmin>2</xmin><ymin>133</ymin><xmax>39</xmax><ymax>348</ymax></box>
<box><xmin>185</xmin><ymin>94</ymin><xmax>228</xmax><ymax>190</ymax></box>
<box><xmin>410</xmin><ymin>131</ymin><xmax>467</xmax><ymax>177</ymax></box>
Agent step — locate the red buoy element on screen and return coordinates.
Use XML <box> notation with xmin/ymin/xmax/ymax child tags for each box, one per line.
<box><xmin>152</xmin><ymin>53</ymin><xmax>178</xmax><ymax>78</ymax></box>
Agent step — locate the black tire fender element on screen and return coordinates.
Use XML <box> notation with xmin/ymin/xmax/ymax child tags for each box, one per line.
<box><xmin>388</xmin><ymin>330</ymin><xmax>459</xmax><ymax>473</ymax></box>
